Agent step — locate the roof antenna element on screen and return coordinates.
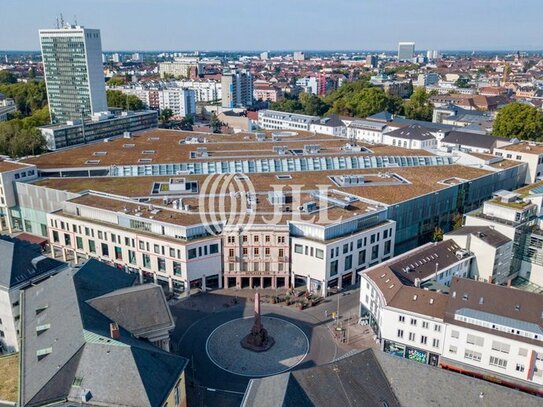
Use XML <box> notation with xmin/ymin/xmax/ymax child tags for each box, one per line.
<box><xmin>74</xmin><ymin>15</ymin><xmax>78</xmax><ymax>26</ymax></box>
<box><xmin>60</xmin><ymin>13</ymin><xmax>65</xmax><ymax>28</ymax></box>
<box><xmin>55</xmin><ymin>16</ymin><xmax>60</xmax><ymax>29</ymax></box>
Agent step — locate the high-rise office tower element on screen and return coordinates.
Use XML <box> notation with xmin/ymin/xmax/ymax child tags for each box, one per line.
<box><xmin>39</xmin><ymin>23</ymin><xmax>107</xmax><ymax>124</ymax></box>
<box><xmin>398</xmin><ymin>42</ymin><xmax>416</xmax><ymax>62</ymax></box>
<box><xmin>221</xmin><ymin>69</ymin><xmax>253</xmax><ymax>108</ymax></box>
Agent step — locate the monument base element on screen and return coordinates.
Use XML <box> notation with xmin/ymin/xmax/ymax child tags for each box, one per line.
<box><xmin>240</xmin><ymin>334</ymin><xmax>275</xmax><ymax>352</ymax></box>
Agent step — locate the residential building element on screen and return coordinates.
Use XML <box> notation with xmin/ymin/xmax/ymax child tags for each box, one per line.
<box><xmin>346</xmin><ymin>120</ymin><xmax>387</xmax><ymax>143</ymax></box>
<box><xmin>38</xmin><ymin>110</ymin><xmax>158</xmax><ymax>150</ymax></box>
<box><xmin>260</xmin><ymin>51</ymin><xmax>269</xmax><ymax>60</ymax></box>
<box><xmin>398</xmin><ymin>42</ymin><xmax>415</xmax><ymax>62</ymax></box>
<box><xmin>221</xmin><ymin>69</ymin><xmax>253</xmax><ymax>108</ymax></box>
<box><xmin>253</xmin><ymin>80</ymin><xmax>283</xmax><ymax>102</ymax></box>
<box><xmin>159</xmin><ymin>88</ymin><xmax>196</xmax><ymax>117</ymax></box>
<box><xmin>0</xmin><ymin>161</ymin><xmax>38</xmax><ymax>233</ymax></box>
<box><xmin>175</xmin><ymin>79</ymin><xmax>221</xmax><ymax>102</ymax></box>
<box><xmin>494</xmin><ymin>142</ymin><xmax>543</xmax><ymax>184</ymax></box>
<box><xmin>293</xmin><ymin>51</ymin><xmax>305</xmax><ymax>61</ymax></box>
<box><xmin>19</xmin><ymin>259</ymin><xmax>188</xmax><ymax>407</ymax></box>
<box><xmin>257</xmin><ymin>109</ymin><xmax>318</xmax><ymax>131</ymax></box>
<box><xmin>365</xmin><ymin>54</ymin><xmax>378</xmax><ymax>68</ymax></box>
<box><xmin>0</xmin><ymin>236</ymin><xmax>67</xmax><ymax>353</ymax></box>
<box><xmin>309</xmin><ymin>115</ymin><xmax>346</xmax><ymax>137</ymax></box>
<box><xmin>417</xmin><ymin>72</ymin><xmax>440</xmax><ymax>87</ymax></box>
<box><xmin>440</xmin><ymin>278</ymin><xmax>543</xmax><ymax>396</ymax></box>
<box><xmin>242</xmin><ymin>349</ymin><xmax>543</xmax><ymax>407</ymax></box>
<box><xmin>360</xmin><ymin>260</ymin><xmax>543</xmax><ymax>396</ymax></box>
<box><xmin>382</xmin><ymin>124</ymin><xmax>438</xmax><ymax>150</ymax></box>
<box><xmin>39</xmin><ymin>24</ymin><xmax>107</xmax><ymax>124</ymax></box>
<box><xmin>159</xmin><ymin>57</ymin><xmax>200</xmax><ymax>79</ymax></box>
<box><xmin>440</xmin><ymin>130</ymin><xmax>514</xmax><ymax>154</ymax></box>
<box><xmin>444</xmin><ymin>226</ymin><xmax>513</xmax><ymax>284</ymax></box>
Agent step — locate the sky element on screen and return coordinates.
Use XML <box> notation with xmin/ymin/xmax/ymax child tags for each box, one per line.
<box><xmin>1</xmin><ymin>0</ymin><xmax>542</xmax><ymax>51</ymax></box>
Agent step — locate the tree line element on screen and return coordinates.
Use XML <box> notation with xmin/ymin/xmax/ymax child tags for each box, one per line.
<box><xmin>271</xmin><ymin>77</ymin><xmax>434</xmax><ymax>121</ymax></box>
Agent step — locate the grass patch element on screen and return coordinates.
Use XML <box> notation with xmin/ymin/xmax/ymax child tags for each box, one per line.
<box><xmin>0</xmin><ymin>353</ymin><xmax>18</xmax><ymax>402</ymax></box>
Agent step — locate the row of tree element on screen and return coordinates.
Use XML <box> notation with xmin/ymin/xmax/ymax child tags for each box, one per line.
<box><xmin>106</xmin><ymin>90</ymin><xmax>145</xmax><ymax>111</ymax></box>
<box><xmin>271</xmin><ymin>78</ymin><xmax>434</xmax><ymax>121</ymax></box>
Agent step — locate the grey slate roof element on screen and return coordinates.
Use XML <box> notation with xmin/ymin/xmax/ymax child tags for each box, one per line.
<box><xmin>87</xmin><ymin>284</ymin><xmax>174</xmax><ymax>337</ymax></box>
<box><xmin>0</xmin><ymin>235</ymin><xmax>65</xmax><ymax>289</ymax></box>
<box><xmin>243</xmin><ymin>349</ymin><xmax>543</xmax><ymax>407</ymax></box>
<box><xmin>446</xmin><ymin>226</ymin><xmax>511</xmax><ymax>248</ymax></box>
<box><xmin>441</xmin><ymin>130</ymin><xmax>510</xmax><ymax>150</ymax></box>
<box><xmin>20</xmin><ymin>259</ymin><xmax>187</xmax><ymax>407</ymax></box>
<box><xmin>385</xmin><ymin>124</ymin><xmax>436</xmax><ymax>141</ymax></box>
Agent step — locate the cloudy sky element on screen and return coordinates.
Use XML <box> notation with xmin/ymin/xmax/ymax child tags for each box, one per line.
<box><xmin>1</xmin><ymin>0</ymin><xmax>542</xmax><ymax>51</ymax></box>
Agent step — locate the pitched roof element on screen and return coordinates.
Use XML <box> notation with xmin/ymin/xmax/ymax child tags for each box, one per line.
<box><xmin>20</xmin><ymin>259</ymin><xmax>187</xmax><ymax>407</ymax></box>
<box><xmin>446</xmin><ymin>226</ymin><xmax>511</xmax><ymax>248</ymax></box>
<box><xmin>243</xmin><ymin>349</ymin><xmax>543</xmax><ymax>407</ymax></box>
<box><xmin>445</xmin><ymin>277</ymin><xmax>543</xmax><ymax>345</ymax></box>
<box><xmin>87</xmin><ymin>284</ymin><xmax>174</xmax><ymax>337</ymax></box>
<box><xmin>386</xmin><ymin>124</ymin><xmax>436</xmax><ymax>141</ymax></box>
<box><xmin>441</xmin><ymin>130</ymin><xmax>510</xmax><ymax>150</ymax></box>
<box><xmin>0</xmin><ymin>235</ymin><xmax>65</xmax><ymax>289</ymax></box>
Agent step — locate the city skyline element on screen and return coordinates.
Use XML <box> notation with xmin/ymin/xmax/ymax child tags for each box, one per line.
<box><xmin>0</xmin><ymin>0</ymin><xmax>542</xmax><ymax>51</ymax></box>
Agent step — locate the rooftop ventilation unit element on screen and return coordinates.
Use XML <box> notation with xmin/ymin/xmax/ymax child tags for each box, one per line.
<box><xmin>255</xmin><ymin>132</ymin><xmax>266</xmax><ymax>141</ymax></box>
<box><xmin>303</xmin><ymin>144</ymin><xmax>321</xmax><ymax>154</ymax></box>
<box><xmin>337</xmin><ymin>175</ymin><xmax>365</xmax><ymax>186</ymax></box>
<box><xmin>273</xmin><ymin>146</ymin><xmax>289</xmax><ymax>155</ymax></box>
<box><xmin>268</xmin><ymin>191</ymin><xmax>286</xmax><ymax>205</ymax></box>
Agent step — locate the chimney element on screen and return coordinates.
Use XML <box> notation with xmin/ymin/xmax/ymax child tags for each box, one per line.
<box><xmin>110</xmin><ymin>322</ymin><xmax>120</xmax><ymax>340</ymax></box>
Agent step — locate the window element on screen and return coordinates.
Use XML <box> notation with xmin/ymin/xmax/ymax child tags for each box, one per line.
<box><xmin>173</xmin><ymin>262</ymin><xmax>182</xmax><ymax>276</ymax></box>
<box><xmin>254</xmin><ymin>235</ymin><xmax>259</xmax><ymax>243</ymax></box>
<box><xmin>518</xmin><ymin>348</ymin><xmax>528</xmax><ymax>357</ymax></box>
<box><xmin>408</xmin><ymin>332</ymin><xmax>415</xmax><ymax>341</ymax></box>
<box><xmin>316</xmin><ymin>249</ymin><xmax>324</xmax><ymax>259</ymax></box>
<box><xmin>294</xmin><ymin>244</ymin><xmax>303</xmax><ymax>254</ymax></box>
<box><xmin>420</xmin><ymin>335</ymin><xmax>428</xmax><ymax>345</ymax></box>
<box><xmin>449</xmin><ymin>345</ymin><xmax>457</xmax><ymax>354</ymax></box>
<box><xmin>397</xmin><ymin>329</ymin><xmax>404</xmax><ymax>338</ymax></box>
<box><xmin>451</xmin><ymin>330</ymin><xmax>459</xmax><ymax>339</ymax></box>
<box><xmin>410</xmin><ymin>318</ymin><xmax>417</xmax><ymax>326</ymax></box>
<box><xmin>254</xmin><ymin>248</ymin><xmax>259</xmax><ymax>256</ymax></box>
<box><xmin>491</xmin><ymin>341</ymin><xmax>510</xmax><ymax>354</ymax></box>
<box><xmin>154</xmin><ymin>244</ymin><xmax>160</xmax><ymax>254</ymax></box>
<box><xmin>114</xmin><ymin>246</ymin><xmax>122</xmax><ymax>261</ymax></box>
<box><xmin>432</xmin><ymin>338</ymin><xmax>440</xmax><ymax>348</ymax></box>
<box><xmin>422</xmin><ymin>321</ymin><xmax>429</xmax><ymax>329</ymax></box>
<box><xmin>210</xmin><ymin>243</ymin><xmax>219</xmax><ymax>254</ymax></box>
<box><xmin>384</xmin><ymin>240</ymin><xmax>391</xmax><ymax>255</ymax></box>
<box><xmin>398</xmin><ymin>315</ymin><xmax>405</xmax><ymax>323</ymax></box>
<box><xmin>464</xmin><ymin>350</ymin><xmax>482</xmax><ymax>362</ymax></box>
<box><xmin>52</xmin><ymin>230</ymin><xmax>59</xmax><ymax>243</ymax></box>
<box><xmin>101</xmin><ymin>243</ymin><xmax>109</xmax><ymax>257</ymax></box>
<box><xmin>128</xmin><ymin>250</ymin><xmax>136</xmax><ymax>265</ymax></box>
<box><xmin>330</xmin><ymin>260</ymin><xmax>338</xmax><ymax>276</ymax></box>
<box><xmin>76</xmin><ymin>237</ymin><xmax>83</xmax><ymax>250</ymax></box>
<box><xmin>188</xmin><ymin>248</ymin><xmax>197</xmax><ymax>259</ymax></box>
<box><xmin>242</xmin><ymin>247</ymin><xmax>248</xmax><ymax>256</ymax></box>
<box><xmin>142</xmin><ymin>254</ymin><xmax>151</xmax><ymax>268</ymax></box>
<box><xmin>489</xmin><ymin>356</ymin><xmax>507</xmax><ymax>369</ymax></box>
<box><xmin>434</xmin><ymin>324</ymin><xmax>441</xmax><ymax>332</ymax></box>
<box><xmin>158</xmin><ymin>257</ymin><xmax>166</xmax><ymax>272</ymax></box>
<box><xmin>344</xmin><ymin>255</ymin><xmax>352</xmax><ymax>271</ymax></box>
<box><xmin>358</xmin><ymin>250</ymin><xmax>366</xmax><ymax>266</ymax></box>
<box><xmin>516</xmin><ymin>363</ymin><xmax>525</xmax><ymax>372</ymax></box>
<box><xmin>88</xmin><ymin>240</ymin><xmax>96</xmax><ymax>253</ymax></box>
<box><xmin>343</xmin><ymin>244</ymin><xmax>349</xmax><ymax>254</ymax></box>
<box><xmin>466</xmin><ymin>334</ymin><xmax>484</xmax><ymax>347</ymax></box>
<box><xmin>371</xmin><ymin>245</ymin><xmax>379</xmax><ymax>260</ymax></box>
<box><xmin>277</xmin><ymin>236</ymin><xmax>285</xmax><ymax>244</ymax></box>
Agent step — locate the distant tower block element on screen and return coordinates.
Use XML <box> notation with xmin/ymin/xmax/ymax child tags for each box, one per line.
<box><xmin>240</xmin><ymin>292</ymin><xmax>275</xmax><ymax>352</ymax></box>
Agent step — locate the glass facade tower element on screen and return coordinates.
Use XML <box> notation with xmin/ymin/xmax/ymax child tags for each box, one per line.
<box><xmin>39</xmin><ymin>25</ymin><xmax>107</xmax><ymax>124</ymax></box>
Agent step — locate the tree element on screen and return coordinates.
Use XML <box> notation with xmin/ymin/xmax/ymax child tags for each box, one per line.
<box><xmin>0</xmin><ymin>70</ymin><xmax>17</xmax><ymax>84</ymax></box>
<box><xmin>106</xmin><ymin>90</ymin><xmax>145</xmax><ymax>111</ymax></box>
<box><xmin>492</xmin><ymin>102</ymin><xmax>543</xmax><ymax>141</ymax></box>
<box><xmin>404</xmin><ymin>87</ymin><xmax>434</xmax><ymax>121</ymax></box>
<box><xmin>0</xmin><ymin>80</ymin><xmax>48</xmax><ymax>117</ymax></box>
<box><xmin>0</xmin><ymin>121</ymin><xmax>46</xmax><ymax>158</ymax></box>
<box><xmin>452</xmin><ymin>212</ymin><xmax>463</xmax><ymax>230</ymax></box>
<box><xmin>455</xmin><ymin>77</ymin><xmax>470</xmax><ymax>88</ymax></box>
<box><xmin>210</xmin><ymin>113</ymin><xmax>222</xmax><ymax>133</ymax></box>
<box><xmin>159</xmin><ymin>108</ymin><xmax>173</xmax><ymax>123</ymax></box>
<box><xmin>106</xmin><ymin>77</ymin><xmax>127</xmax><ymax>86</ymax></box>
<box><xmin>432</xmin><ymin>226</ymin><xmax>444</xmax><ymax>242</ymax></box>
<box><xmin>299</xmin><ymin>93</ymin><xmax>330</xmax><ymax>116</ymax></box>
